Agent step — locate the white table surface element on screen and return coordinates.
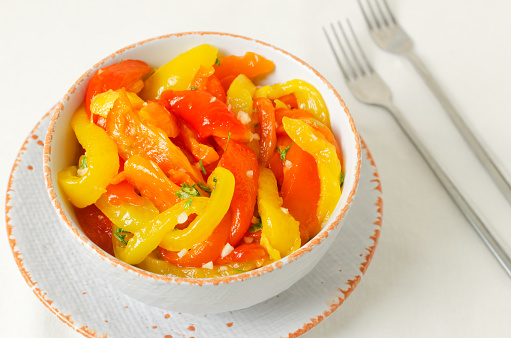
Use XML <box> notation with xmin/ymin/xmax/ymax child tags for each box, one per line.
<box><xmin>2</xmin><ymin>0</ymin><xmax>511</xmax><ymax>337</ymax></box>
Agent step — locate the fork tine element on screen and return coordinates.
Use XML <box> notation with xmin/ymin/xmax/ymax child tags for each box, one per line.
<box><xmin>373</xmin><ymin>0</ymin><xmax>391</xmax><ymax>27</ymax></box>
<box><xmin>324</xmin><ymin>20</ymin><xmax>375</xmax><ymax>81</ymax></box>
<box><xmin>365</xmin><ymin>0</ymin><xmax>382</xmax><ymax>30</ymax></box>
<box><xmin>381</xmin><ymin>0</ymin><xmax>397</xmax><ymax>25</ymax></box>
<box><xmin>357</xmin><ymin>0</ymin><xmax>375</xmax><ymax>31</ymax></box>
<box><xmin>323</xmin><ymin>26</ymin><xmax>351</xmax><ymax>81</ymax></box>
<box><xmin>337</xmin><ymin>20</ymin><xmax>368</xmax><ymax>78</ymax></box>
<box><xmin>332</xmin><ymin>22</ymin><xmax>361</xmax><ymax>79</ymax></box>
<box><xmin>346</xmin><ymin>20</ymin><xmax>374</xmax><ymax>74</ymax></box>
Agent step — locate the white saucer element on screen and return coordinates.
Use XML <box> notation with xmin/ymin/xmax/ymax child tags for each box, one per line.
<box><xmin>6</xmin><ymin>112</ymin><xmax>382</xmax><ymax>338</ymax></box>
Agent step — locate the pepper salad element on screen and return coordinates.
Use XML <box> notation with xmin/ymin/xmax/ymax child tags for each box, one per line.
<box><xmin>58</xmin><ymin>44</ymin><xmax>344</xmax><ymax>278</ymax></box>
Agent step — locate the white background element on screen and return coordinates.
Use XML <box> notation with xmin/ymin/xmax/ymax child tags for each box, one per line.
<box><xmin>1</xmin><ymin>0</ymin><xmax>511</xmax><ymax>337</ymax></box>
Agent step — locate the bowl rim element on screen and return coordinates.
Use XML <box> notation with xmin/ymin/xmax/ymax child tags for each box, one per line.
<box><xmin>43</xmin><ymin>31</ymin><xmax>362</xmax><ymax>286</ymax></box>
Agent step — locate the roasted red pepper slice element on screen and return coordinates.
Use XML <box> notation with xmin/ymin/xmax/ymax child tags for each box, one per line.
<box><xmin>206</xmin><ymin>75</ymin><xmax>227</xmax><ymax>103</ymax></box>
<box><xmin>160</xmin><ymin>90</ymin><xmax>251</xmax><ymax>142</ymax></box>
<box><xmin>267</xmin><ymin>135</ymin><xmax>293</xmax><ymax>186</ymax></box>
<box><xmin>85</xmin><ymin>60</ymin><xmax>151</xmax><ymax>116</ymax></box>
<box><xmin>254</xmin><ymin>97</ymin><xmax>277</xmax><ymax>167</ymax></box>
<box><xmin>105</xmin><ymin>180</ymin><xmax>144</xmax><ymax>206</ymax></box>
<box><xmin>159</xmin><ymin>212</ymin><xmax>231</xmax><ymax>268</ymax></box>
<box><xmin>190</xmin><ymin>68</ymin><xmax>227</xmax><ymax>103</ymax></box>
<box><xmin>216</xmin><ymin>139</ymin><xmax>259</xmax><ymax>246</ymax></box>
<box><xmin>74</xmin><ymin>204</ymin><xmax>114</xmax><ymax>256</ymax></box>
<box><xmin>280</xmin><ymin>143</ymin><xmax>321</xmax><ymax>242</ymax></box>
<box><xmin>215</xmin><ymin>243</ymin><xmax>268</xmax><ymax>265</ymax></box>
<box><xmin>242</xmin><ymin>229</ymin><xmax>262</xmax><ymax>243</ymax></box>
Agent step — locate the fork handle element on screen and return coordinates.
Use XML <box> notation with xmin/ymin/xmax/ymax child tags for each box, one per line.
<box><xmin>385</xmin><ymin>101</ymin><xmax>511</xmax><ymax>277</ymax></box>
<box><xmin>404</xmin><ymin>50</ymin><xmax>511</xmax><ymax>205</ymax></box>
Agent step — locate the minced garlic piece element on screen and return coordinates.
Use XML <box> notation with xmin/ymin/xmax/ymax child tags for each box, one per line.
<box><xmin>246</xmin><ymin>170</ymin><xmax>253</xmax><ymax>178</ymax></box>
<box><xmin>177</xmin><ymin>249</ymin><xmax>187</xmax><ymax>258</ymax></box>
<box><xmin>284</xmin><ymin>160</ymin><xmax>292</xmax><ymax>171</ymax></box>
<box><xmin>202</xmin><ymin>261</ymin><xmax>214</xmax><ymax>270</ymax></box>
<box><xmin>221</xmin><ymin>243</ymin><xmax>234</xmax><ymax>258</ymax></box>
<box><xmin>177</xmin><ymin>212</ymin><xmax>188</xmax><ymax>224</ymax></box>
<box><xmin>250</xmin><ymin>133</ymin><xmax>260</xmax><ymax>141</ymax></box>
<box><xmin>77</xmin><ymin>167</ymin><xmax>88</xmax><ymax>177</ymax></box>
<box><xmin>237</xmin><ymin>111</ymin><xmax>251</xmax><ymax>125</ymax></box>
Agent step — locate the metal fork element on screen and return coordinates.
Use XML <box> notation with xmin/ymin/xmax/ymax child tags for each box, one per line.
<box><xmin>323</xmin><ymin>20</ymin><xmax>511</xmax><ymax>278</ymax></box>
<box><xmin>358</xmin><ymin>0</ymin><xmax>511</xmax><ymax>205</ymax></box>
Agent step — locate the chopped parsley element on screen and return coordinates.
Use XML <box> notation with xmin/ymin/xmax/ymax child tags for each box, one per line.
<box><xmin>114</xmin><ymin>227</ymin><xmax>130</xmax><ymax>245</ymax></box>
<box><xmin>234</xmin><ymin>269</ymin><xmax>246</xmax><ymax>273</ymax></box>
<box><xmin>275</xmin><ymin>143</ymin><xmax>293</xmax><ymax>162</ymax></box>
<box><xmin>339</xmin><ymin>171</ymin><xmax>345</xmax><ymax>188</ymax></box>
<box><xmin>176</xmin><ymin>183</ymin><xmax>202</xmax><ymax>209</ymax></box>
<box><xmin>198</xmin><ymin>182</ymin><xmax>212</xmax><ymax>194</ymax></box>
<box><xmin>199</xmin><ymin>160</ymin><xmax>207</xmax><ymax>175</ymax></box>
<box><xmin>215</xmin><ymin>58</ymin><xmax>221</xmax><ymax>66</ymax></box>
<box><xmin>224</xmin><ymin>132</ymin><xmax>232</xmax><ymax>151</ymax></box>
<box><xmin>175</xmin><ymin>183</ymin><xmax>202</xmax><ymax>199</ymax></box>
<box><xmin>248</xmin><ymin>221</ymin><xmax>262</xmax><ymax>233</ymax></box>
<box><xmin>312</xmin><ymin>119</ymin><xmax>324</xmax><ymax>126</ymax></box>
<box><xmin>183</xmin><ymin>198</ymin><xmax>193</xmax><ymax>209</ymax></box>
<box><xmin>189</xmin><ymin>85</ymin><xmax>198</xmax><ymax>90</ymax></box>
<box><xmin>79</xmin><ymin>155</ymin><xmax>88</xmax><ymax>169</ymax></box>
<box><xmin>254</xmin><ymin>123</ymin><xmax>259</xmax><ymax>128</ymax></box>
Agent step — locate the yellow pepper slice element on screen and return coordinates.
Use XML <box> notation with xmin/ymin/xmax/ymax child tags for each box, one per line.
<box><xmin>140</xmin><ymin>44</ymin><xmax>218</xmax><ymax>100</ymax></box>
<box><xmin>273</xmin><ymin>99</ymin><xmax>289</xmax><ymax>110</ymax></box>
<box><xmin>159</xmin><ymin>167</ymin><xmax>235</xmax><ymax>252</ymax></box>
<box><xmin>58</xmin><ymin>106</ymin><xmax>119</xmax><ymax>208</ymax></box>
<box><xmin>255</xmin><ymin>79</ymin><xmax>331</xmax><ymax>128</ymax></box>
<box><xmin>95</xmin><ymin>194</ymin><xmax>159</xmax><ymax>233</ymax></box>
<box><xmin>89</xmin><ymin>89</ymin><xmax>144</xmax><ymax>118</ymax></box>
<box><xmin>136</xmin><ymin>251</ymin><xmax>264</xmax><ymax>278</ymax></box>
<box><xmin>114</xmin><ymin>197</ymin><xmax>209</xmax><ymax>265</ymax></box>
<box><xmin>257</xmin><ymin>167</ymin><xmax>301</xmax><ymax>261</ymax></box>
<box><xmin>227</xmin><ymin>74</ymin><xmax>257</xmax><ymax>124</ymax></box>
<box><xmin>226</xmin><ymin>74</ymin><xmax>259</xmax><ymax>152</ymax></box>
<box><xmin>282</xmin><ymin>117</ymin><xmax>342</xmax><ymax>227</ymax></box>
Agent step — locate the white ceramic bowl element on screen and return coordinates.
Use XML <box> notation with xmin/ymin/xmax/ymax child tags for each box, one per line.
<box><xmin>43</xmin><ymin>32</ymin><xmax>361</xmax><ymax>314</ymax></box>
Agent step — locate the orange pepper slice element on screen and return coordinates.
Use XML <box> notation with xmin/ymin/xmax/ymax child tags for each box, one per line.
<box><xmin>138</xmin><ymin>101</ymin><xmax>179</xmax><ymax>138</ymax></box>
<box><xmin>214</xmin><ymin>52</ymin><xmax>275</xmax><ymax>90</ymax></box>
<box><xmin>122</xmin><ymin>155</ymin><xmax>181</xmax><ymax>212</ymax></box>
<box><xmin>105</xmin><ymin>89</ymin><xmax>203</xmax><ymax>183</ymax></box>
<box><xmin>178</xmin><ymin>120</ymin><xmax>219</xmax><ymax>166</ymax></box>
